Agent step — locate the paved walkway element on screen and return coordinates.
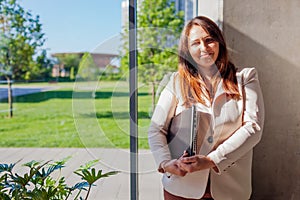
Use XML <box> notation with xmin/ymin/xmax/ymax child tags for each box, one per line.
<box><xmin>0</xmin><ymin>85</ymin><xmax>60</xmax><ymax>100</ymax></box>
<box><xmin>0</xmin><ymin>148</ymin><xmax>163</xmax><ymax>200</ymax></box>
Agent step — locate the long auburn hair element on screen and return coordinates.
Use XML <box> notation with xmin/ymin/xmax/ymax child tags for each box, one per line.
<box><xmin>178</xmin><ymin>16</ymin><xmax>240</xmax><ymax>106</ymax></box>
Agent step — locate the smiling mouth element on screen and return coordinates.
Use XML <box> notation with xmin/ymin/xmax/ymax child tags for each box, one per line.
<box><xmin>200</xmin><ymin>53</ymin><xmax>213</xmax><ymax>58</ymax></box>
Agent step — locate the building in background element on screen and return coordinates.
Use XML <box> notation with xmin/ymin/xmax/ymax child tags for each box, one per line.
<box><xmin>51</xmin><ymin>52</ymin><xmax>118</xmax><ymax>78</ymax></box>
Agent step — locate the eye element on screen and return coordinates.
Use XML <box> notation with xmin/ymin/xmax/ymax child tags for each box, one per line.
<box><xmin>205</xmin><ymin>37</ymin><xmax>215</xmax><ymax>43</ymax></box>
<box><xmin>191</xmin><ymin>41</ymin><xmax>199</xmax><ymax>46</ymax></box>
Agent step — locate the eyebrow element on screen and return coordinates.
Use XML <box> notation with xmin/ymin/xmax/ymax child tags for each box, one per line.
<box><xmin>190</xmin><ymin>35</ymin><xmax>211</xmax><ymax>42</ymax></box>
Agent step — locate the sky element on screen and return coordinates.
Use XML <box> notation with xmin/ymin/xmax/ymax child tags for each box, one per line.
<box><xmin>20</xmin><ymin>0</ymin><xmax>124</xmax><ymax>55</ymax></box>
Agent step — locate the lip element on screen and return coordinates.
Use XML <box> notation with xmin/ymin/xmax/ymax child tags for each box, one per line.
<box><xmin>200</xmin><ymin>52</ymin><xmax>213</xmax><ymax>58</ymax></box>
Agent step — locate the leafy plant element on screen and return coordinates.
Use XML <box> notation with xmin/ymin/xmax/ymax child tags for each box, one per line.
<box><xmin>0</xmin><ymin>158</ymin><xmax>119</xmax><ymax>200</ymax></box>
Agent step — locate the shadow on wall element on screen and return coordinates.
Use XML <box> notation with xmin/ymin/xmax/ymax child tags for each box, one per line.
<box><xmin>224</xmin><ymin>23</ymin><xmax>300</xmax><ymax>200</ymax></box>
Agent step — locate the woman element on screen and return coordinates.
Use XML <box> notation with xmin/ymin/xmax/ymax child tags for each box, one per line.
<box><xmin>148</xmin><ymin>16</ymin><xmax>264</xmax><ymax>200</ymax></box>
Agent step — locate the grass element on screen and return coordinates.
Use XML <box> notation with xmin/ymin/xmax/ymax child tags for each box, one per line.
<box><xmin>0</xmin><ymin>81</ymin><xmax>153</xmax><ymax>149</ymax></box>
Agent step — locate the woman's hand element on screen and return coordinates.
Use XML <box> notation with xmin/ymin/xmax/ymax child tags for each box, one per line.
<box><xmin>163</xmin><ymin>159</ymin><xmax>187</xmax><ymax>177</ymax></box>
<box><xmin>178</xmin><ymin>153</ymin><xmax>216</xmax><ymax>173</ymax></box>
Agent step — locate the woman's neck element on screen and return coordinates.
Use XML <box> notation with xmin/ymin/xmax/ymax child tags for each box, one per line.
<box><xmin>198</xmin><ymin>65</ymin><xmax>218</xmax><ymax>82</ymax></box>
<box><xmin>198</xmin><ymin>65</ymin><xmax>221</xmax><ymax>102</ymax></box>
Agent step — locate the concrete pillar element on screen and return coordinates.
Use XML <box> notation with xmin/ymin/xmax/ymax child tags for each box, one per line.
<box><xmin>222</xmin><ymin>0</ymin><xmax>300</xmax><ymax>199</ymax></box>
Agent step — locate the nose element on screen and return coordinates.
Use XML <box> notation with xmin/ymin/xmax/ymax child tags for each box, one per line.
<box><xmin>199</xmin><ymin>41</ymin><xmax>207</xmax><ymax>51</ymax></box>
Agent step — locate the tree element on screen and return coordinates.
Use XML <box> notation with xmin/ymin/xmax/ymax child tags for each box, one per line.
<box><xmin>120</xmin><ymin>0</ymin><xmax>184</xmax><ymax>112</ymax></box>
<box><xmin>34</xmin><ymin>49</ymin><xmax>53</xmax><ymax>80</ymax></box>
<box><xmin>77</xmin><ymin>52</ymin><xmax>99</xmax><ymax>81</ymax></box>
<box><xmin>0</xmin><ymin>0</ymin><xmax>46</xmax><ymax>117</ymax></box>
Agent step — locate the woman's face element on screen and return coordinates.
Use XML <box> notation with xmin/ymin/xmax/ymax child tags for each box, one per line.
<box><xmin>188</xmin><ymin>25</ymin><xmax>219</xmax><ymax>70</ymax></box>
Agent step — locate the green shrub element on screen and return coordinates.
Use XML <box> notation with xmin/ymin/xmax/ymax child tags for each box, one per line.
<box><xmin>0</xmin><ymin>158</ymin><xmax>119</xmax><ymax>200</ymax></box>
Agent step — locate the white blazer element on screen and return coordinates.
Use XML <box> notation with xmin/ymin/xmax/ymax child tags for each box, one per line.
<box><xmin>148</xmin><ymin>68</ymin><xmax>265</xmax><ymax>200</ymax></box>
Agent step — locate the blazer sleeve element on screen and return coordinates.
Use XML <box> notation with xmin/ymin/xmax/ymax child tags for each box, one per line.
<box><xmin>207</xmin><ymin>67</ymin><xmax>265</xmax><ymax>173</ymax></box>
<box><xmin>148</xmin><ymin>73</ymin><xmax>178</xmax><ymax>168</ymax></box>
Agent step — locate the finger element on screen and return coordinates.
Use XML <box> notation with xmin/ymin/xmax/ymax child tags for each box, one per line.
<box><xmin>171</xmin><ymin>165</ymin><xmax>187</xmax><ymax>176</ymax></box>
<box><xmin>181</xmin><ymin>151</ymin><xmax>188</xmax><ymax>158</ymax></box>
<box><xmin>181</xmin><ymin>157</ymin><xmax>196</xmax><ymax>163</ymax></box>
<box><xmin>180</xmin><ymin>163</ymin><xmax>193</xmax><ymax>173</ymax></box>
<box><xmin>179</xmin><ymin>162</ymin><xmax>192</xmax><ymax>169</ymax></box>
<box><xmin>179</xmin><ymin>170</ymin><xmax>187</xmax><ymax>177</ymax></box>
<box><xmin>177</xmin><ymin>162</ymin><xmax>187</xmax><ymax>170</ymax></box>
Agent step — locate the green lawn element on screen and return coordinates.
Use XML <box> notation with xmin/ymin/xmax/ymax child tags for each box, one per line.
<box><xmin>0</xmin><ymin>81</ymin><xmax>153</xmax><ymax>149</ymax></box>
